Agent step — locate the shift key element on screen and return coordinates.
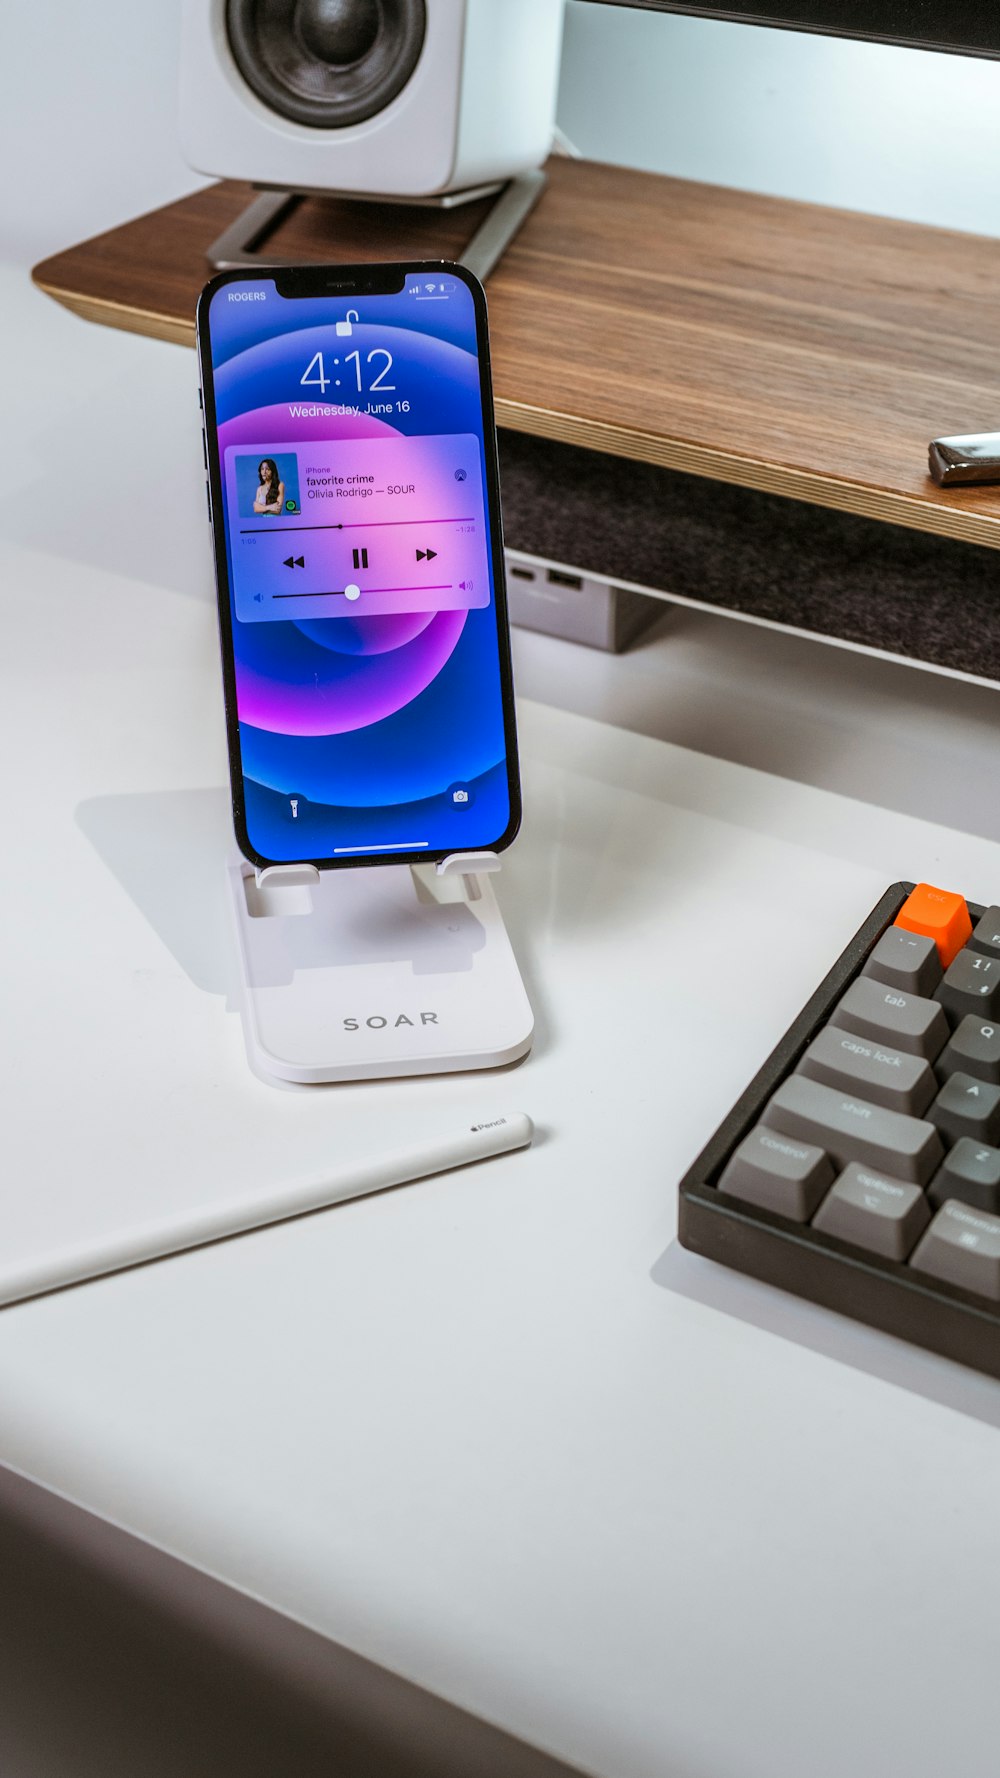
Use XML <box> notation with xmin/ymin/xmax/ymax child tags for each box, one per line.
<box><xmin>761</xmin><ymin>1075</ymin><xmax>943</xmax><ymax>1184</ymax></box>
<box><xmin>828</xmin><ymin>974</ymin><xmax>949</xmax><ymax>1061</ymax></box>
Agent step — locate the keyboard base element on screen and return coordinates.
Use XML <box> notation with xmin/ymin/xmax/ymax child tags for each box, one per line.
<box><xmin>678</xmin><ymin>884</ymin><xmax>1000</xmax><ymax>1381</ymax></box>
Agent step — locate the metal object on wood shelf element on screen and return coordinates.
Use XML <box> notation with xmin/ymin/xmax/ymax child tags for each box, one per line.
<box><xmin>929</xmin><ymin>432</ymin><xmax>1000</xmax><ymax>488</ymax></box>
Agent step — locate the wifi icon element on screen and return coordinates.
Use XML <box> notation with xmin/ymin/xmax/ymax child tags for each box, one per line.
<box><xmin>424</xmin><ymin>282</ymin><xmax>436</xmax><ymax>293</ymax></box>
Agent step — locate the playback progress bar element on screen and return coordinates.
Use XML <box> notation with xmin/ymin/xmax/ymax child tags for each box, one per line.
<box><xmin>239</xmin><ymin>517</ymin><xmax>474</xmax><ymax>533</ymax></box>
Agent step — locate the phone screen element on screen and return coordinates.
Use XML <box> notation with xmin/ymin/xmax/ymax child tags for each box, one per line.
<box><xmin>199</xmin><ymin>265</ymin><xmax>519</xmax><ymax>869</ymax></box>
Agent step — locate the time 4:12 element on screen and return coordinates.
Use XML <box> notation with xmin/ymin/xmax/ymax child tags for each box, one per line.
<box><xmin>301</xmin><ymin>349</ymin><xmax>396</xmax><ymax>394</ymax></box>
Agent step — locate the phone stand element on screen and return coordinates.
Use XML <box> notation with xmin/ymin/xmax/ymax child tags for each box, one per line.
<box><xmin>227</xmin><ymin>851</ymin><xmax>533</xmax><ymax>1085</ymax></box>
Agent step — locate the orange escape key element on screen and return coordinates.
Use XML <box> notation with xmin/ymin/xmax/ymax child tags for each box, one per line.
<box><xmin>894</xmin><ymin>883</ymin><xmax>973</xmax><ymax>966</ymax></box>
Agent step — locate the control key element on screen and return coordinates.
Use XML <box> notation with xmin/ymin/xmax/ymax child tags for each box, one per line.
<box><xmin>717</xmin><ymin>1126</ymin><xmax>833</xmax><ymax>1220</ymax></box>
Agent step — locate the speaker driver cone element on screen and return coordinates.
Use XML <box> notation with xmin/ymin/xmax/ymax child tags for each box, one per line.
<box><xmin>226</xmin><ymin>0</ymin><xmax>427</xmax><ymax>129</ymax></box>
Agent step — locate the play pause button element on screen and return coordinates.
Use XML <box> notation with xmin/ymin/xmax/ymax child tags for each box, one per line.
<box><xmin>283</xmin><ymin>554</ymin><xmax>305</xmax><ymax>569</ymax></box>
<box><xmin>415</xmin><ymin>547</ymin><xmax>437</xmax><ymax>562</ymax></box>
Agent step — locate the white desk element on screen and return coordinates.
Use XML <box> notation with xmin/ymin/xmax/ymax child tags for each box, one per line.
<box><xmin>6</xmin><ymin>263</ymin><xmax>1000</xmax><ymax>1778</ymax></box>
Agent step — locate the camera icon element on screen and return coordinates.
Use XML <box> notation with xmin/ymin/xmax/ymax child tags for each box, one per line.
<box><xmin>448</xmin><ymin>783</ymin><xmax>473</xmax><ymax>807</ymax></box>
<box><xmin>452</xmin><ymin>789</ymin><xmax>469</xmax><ymax>804</ymax></box>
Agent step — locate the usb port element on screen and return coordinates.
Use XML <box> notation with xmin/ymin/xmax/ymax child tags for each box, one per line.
<box><xmin>547</xmin><ymin>569</ymin><xmax>582</xmax><ymax>590</ymax></box>
<box><xmin>510</xmin><ymin>566</ymin><xmax>536</xmax><ymax>581</ymax></box>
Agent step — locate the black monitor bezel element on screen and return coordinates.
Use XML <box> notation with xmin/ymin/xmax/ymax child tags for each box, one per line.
<box><xmin>584</xmin><ymin>2</ymin><xmax>1000</xmax><ymax>59</ymax></box>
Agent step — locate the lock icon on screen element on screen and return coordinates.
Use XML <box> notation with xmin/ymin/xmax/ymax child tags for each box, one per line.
<box><xmin>336</xmin><ymin>309</ymin><xmax>359</xmax><ymax>337</ymax></box>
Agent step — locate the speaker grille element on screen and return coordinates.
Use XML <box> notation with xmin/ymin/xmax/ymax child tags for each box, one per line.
<box><xmin>226</xmin><ymin>0</ymin><xmax>427</xmax><ymax>129</ymax></box>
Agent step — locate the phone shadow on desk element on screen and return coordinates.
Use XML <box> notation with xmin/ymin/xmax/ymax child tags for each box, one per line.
<box><xmin>76</xmin><ymin>788</ymin><xmax>235</xmax><ymax>996</ymax></box>
<box><xmin>652</xmin><ymin>1238</ymin><xmax>1000</xmax><ymax>1433</ymax></box>
<box><xmin>73</xmin><ymin>790</ymin><xmax>553</xmax><ymax>1055</ymax></box>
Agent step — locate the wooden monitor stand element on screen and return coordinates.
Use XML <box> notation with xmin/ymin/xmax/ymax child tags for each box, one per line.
<box><xmin>32</xmin><ymin>155</ymin><xmax>1000</xmax><ymax>551</ymax></box>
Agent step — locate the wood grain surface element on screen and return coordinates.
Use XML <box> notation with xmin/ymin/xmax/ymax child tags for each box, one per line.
<box><xmin>32</xmin><ymin>156</ymin><xmax>1000</xmax><ymax>548</ymax></box>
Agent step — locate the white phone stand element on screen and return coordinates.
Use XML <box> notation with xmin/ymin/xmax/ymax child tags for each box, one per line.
<box><xmin>227</xmin><ymin>851</ymin><xmax>533</xmax><ymax>1085</ymax></box>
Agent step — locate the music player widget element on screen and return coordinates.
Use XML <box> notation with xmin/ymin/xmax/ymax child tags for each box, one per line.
<box><xmin>204</xmin><ymin>271</ymin><xmax>517</xmax><ymax>866</ymax></box>
<box><xmin>225</xmin><ymin>434</ymin><xmax>489</xmax><ymax>622</ymax></box>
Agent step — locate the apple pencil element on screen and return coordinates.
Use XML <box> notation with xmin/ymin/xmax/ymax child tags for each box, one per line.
<box><xmin>0</xmin><ymin>1112</ymin><xmax>534</xmax><ymax>1310</ymax></box>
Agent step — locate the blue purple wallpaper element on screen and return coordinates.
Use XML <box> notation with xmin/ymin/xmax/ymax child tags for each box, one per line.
<box><xmin>206</xmin><ymin>274</ymin><xmax>515</xmax><ymax>864</ymax></box>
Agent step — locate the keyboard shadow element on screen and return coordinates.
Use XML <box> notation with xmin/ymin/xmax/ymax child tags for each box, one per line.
<box><xmin>652</xmin><ymin>1237</ymin><xmax>1000</xmax><ymax>1432</ymax></box>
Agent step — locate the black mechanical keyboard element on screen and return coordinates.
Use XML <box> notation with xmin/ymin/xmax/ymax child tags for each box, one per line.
<box><xmin>678</xmin><ymin>883</ymin><xmax>1000</xmax><ymax>1378</ymax></box>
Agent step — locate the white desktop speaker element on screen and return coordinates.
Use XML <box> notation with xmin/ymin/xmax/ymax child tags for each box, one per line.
<box><xmin>180</xmin><ymin>0</ymin><xmax>566</xmax><ymax>199</ymax></box>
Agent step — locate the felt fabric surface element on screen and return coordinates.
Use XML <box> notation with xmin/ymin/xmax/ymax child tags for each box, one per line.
<box><xmin>498</xmin><ymin>432</ymin><xmax>1000</xmax><ymax>681</ymax></box>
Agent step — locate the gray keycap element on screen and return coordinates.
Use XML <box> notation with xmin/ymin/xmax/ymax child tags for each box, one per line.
<box><xmin>928</xmin><ymin>1138</ymin><xmax>1000</xmax><ymax>1215</ymax></box>
<box><xmin>829</xmin><ymin>975</ymin><xmax>948</xmax><ymax>1061</ymax></box>
<box><xmin>936</xmin><ymin>948</ymin><xmax>1000</xmax><ymax>1027</ymax></box>
<box><xmin>718</xmin><ymin>1126</ymin><xmax>833</xmax><ymax>1220</ymax></box>
<box><xmin>968</xmin><ymin>907</ymin><xmax>1000</xmax><ymax>961</ymax></box>
<box><xmin>909</xmin><ymin>1199</ymin><xmax>1000</xmax><ymax>1300</ymax></box>
<box><xmin>797</xmin><ymin>1025</ymin><xmax>935</xmax><ymax>1115</ymax></box>
<box><xmin>929</xmin><ymin>1071</ymin><xmax>1000</xmax><ymax>1148</ymax></box>
<box><xmin>760</xmin><ymin>1074</ymin><xmax>944</xmax><ymax>1184</ymax></box>
<box><xmin>936</xmin><ymin>1015</ymin><xmax>1000</xmax><ymax>1086</ymax></box>
<box><xmin>812</xmin><ymin>1163</ymin><xmax>930</xmax><ymax>1260</ymax></box>
<box><xmin>862</xmin><ymin>927</ymin><xmax>941</xmax><ymax>998</ymax></box>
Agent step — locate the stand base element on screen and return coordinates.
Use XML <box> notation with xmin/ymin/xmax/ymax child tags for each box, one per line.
<box><xmin>206</xmin><ymin>172</ymin><xmax>547</xmax><ymax>281</ymax></box>
<box><xmin>227</xmin><ymin>858</ymin><xmax>533</xmax><ymax>1085</ymax></box>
